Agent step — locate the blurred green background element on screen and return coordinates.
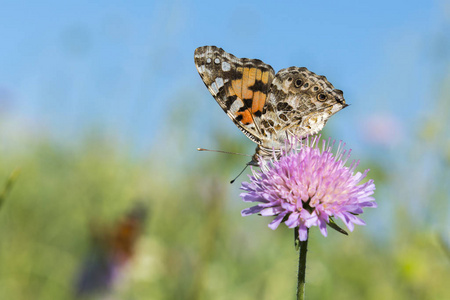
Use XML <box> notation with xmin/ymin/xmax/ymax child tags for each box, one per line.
<box><xmin>0</xmin><ymin>1</ymin><xmax>449</xmax><ymax>299</ymax></box>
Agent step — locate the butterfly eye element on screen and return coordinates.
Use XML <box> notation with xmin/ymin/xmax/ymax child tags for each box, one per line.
<box><xmin>294</xmin><ymin>79</ymin><xmax>303</xmax><ymax>88</ymax></box>
<box><xmin>317</xmin><ymin>93</ymin><xmax>327</xmax><ymax>101</ymax></box>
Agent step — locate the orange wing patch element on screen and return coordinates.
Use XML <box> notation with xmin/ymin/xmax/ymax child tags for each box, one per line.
<box><xmin>252</xmin><ymin>91</ymin><xmax>266</xmax><ymax>113</ymax></box>
<box><xmin>237</xmin><ymin>110</ymin><xmax>254</xmax><ymax>125</ymax></box>
<box><xmin>230</xmin><ymin>67</ymin><xmax>271</xmax><ymax>125</ymax></box>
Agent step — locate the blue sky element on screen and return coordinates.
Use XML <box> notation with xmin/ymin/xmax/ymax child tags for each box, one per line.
<box><xmin>0</xmin><ymin>0</ymin><xmax>448</xmax><ymax>153</ymax></box>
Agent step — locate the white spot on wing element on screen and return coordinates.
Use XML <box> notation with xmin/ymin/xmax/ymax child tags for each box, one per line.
<box><xmin>214</xmin><ymin>58</ymin><xmax>220</xmax><ymax>64</ymax></box>
<box><xmin>215</xmin><ymin>77</ymin><xmax>224</xmax><ymax>89</ymax></box>
<box><xmin>206</xmin><ymin>58</ymin><xmax>211</xmax><ymax>64</ymax></box>
<box><xmin>222</xmin><ymin>61</ymin><xmax>231</xmax><ymax>71</ymax></box>
<box><xmin>230</xmin><ymin>98</ymin><xmax>243</xmax><ymax>113</ymax></box>
<box><xmin>198</xmin><ymin>65</ymin><xmax>206</xmax><ymax>73</ymax></box>
<box><xmin>210</xmin><ymin>82</ymin><xmax>219</xmax><ymax>95</ymax></box>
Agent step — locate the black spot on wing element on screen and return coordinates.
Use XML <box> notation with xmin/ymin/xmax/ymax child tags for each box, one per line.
<box><xmin>225</xmin><ymin>95</ymin><xmax>237</xmax><ymax>110</ymax></box>
<box><xmin>230</xmin><ymin>68</ymin><xmax>243</xmax><ymax>80</ymax></box>
<box><xmin>248</xmin><ymin>80</ymin><xmax>267</xmax><ymax>92</ymax></box>
<box><xmin>295</xmin><ymin>116</ymin><xmax>303</xmax><ymax>124</ymax></box>
<box><xmin>276</xmin><ymin>102</ymin><xmax>293</xmax><ymax>112</ymax></box>
<box><xmin>261</xmin><ymin>120</ymin><xmax>270</xmax><ymax>128</ymax></box>
<box><xmin>269</xmin><ymin>84</ymin><xmax>287</xmax><ymax>99</ymax></box>
<box><xmin>334</xmin><ymin>89</ymin><xmax>343</xmax><ymax>96</ymax></box>
<box><xmin>265</xmin><ymin>103</ymin><xmax>275</xmax><ymax>113</ymax></box>
<box><xmin>334</xmin><ymin>96</ymin><xmax>344</xmax><ymax>104</ymax></box>
<box><xmin>333</xmin><ymin>89</ymin><xmax>345</xmax><ymax>104</ymax></box>
<box><xmin>243</xmin><ymin>98</ymin><xmax>253</xmax><ymax>108</ymax></box>
<box><xmin>276</xmin><ymin>102</ymin><xmax>287</xmax><ymax>110</ymax></box>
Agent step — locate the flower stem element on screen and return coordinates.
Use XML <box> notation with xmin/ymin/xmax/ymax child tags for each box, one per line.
<box><xmin>296</xmin><ymin>228</ymin><xmax>309</xmax><ymax>300</ymax></box>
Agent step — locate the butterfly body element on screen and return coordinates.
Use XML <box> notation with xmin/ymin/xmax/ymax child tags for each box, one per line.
<box><xmin>194</xmin><ymin>46</ymin><xmax>347</xmax><ymax>164</ymax></box>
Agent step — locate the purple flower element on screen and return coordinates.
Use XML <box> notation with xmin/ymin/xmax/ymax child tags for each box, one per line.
<box><xmin>240</xmin><ymin>136</ymin><xmax>376</xmax><ymax>241</ymax></box>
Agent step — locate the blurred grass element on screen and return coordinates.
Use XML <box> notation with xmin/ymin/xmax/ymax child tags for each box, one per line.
<box><xmin>0</xmin><ymin>125</ymin><xmax>448</xmax><ymax>300</ymax></box>
<box><xmin>0</xmin><ymin>168</ymin><xmax>19</xmax><ymax>210</ymax></box>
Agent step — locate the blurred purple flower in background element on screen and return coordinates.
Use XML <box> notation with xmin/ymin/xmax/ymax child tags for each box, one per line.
<box><xmin>362</xmin><ymin>112</ymin><xmax>404</xmax><ymax>147</ymax></box>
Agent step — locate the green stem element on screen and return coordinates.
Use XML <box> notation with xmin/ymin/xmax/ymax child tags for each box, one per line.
<box><xmin>296</xmin><ymin>228</ymin><xmax>309</xmax><ymax>300</ymax></box>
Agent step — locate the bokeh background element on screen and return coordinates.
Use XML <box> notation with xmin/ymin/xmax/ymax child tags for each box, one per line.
<box><xmin>0</xmin><ymin>0</ymin><xmax>449</xmax><ymax>299</ymax></box>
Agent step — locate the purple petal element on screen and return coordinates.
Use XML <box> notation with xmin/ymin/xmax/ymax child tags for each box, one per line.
<box><xmin>348</xmin><ymin>214</ymin><xmax>366</xmax><ymax>226</ymax></box>
<box><xmin>268</xmin><ymin>211</ymin><xmax>288</xmax><ymax>230</ymax></box>
<box><xmin>240</xmin><ymin>181</ymin><xmax>256</xmax><ymax>191</ymax></box>
<box><xmin>285</xmin><ymin>212</ymin><xmax>300</xmax><ymax>228</ymax></box>
<box><xmin>260</xmin><ymin>206</ymin><xmax>284</xmax><ymax>216</ymax></box>
<box><xmin>281</xmin><ymin>202</ymin><xmax>296</xmax><ymax>211</ymax></box>
<box><xmin>337</xmin><ymin>212</ymin><xmax>366</xmax><ymax>226</ymax></box>
<box><xmin>298</xmin><ymin>225</ymin><xmax>309</xmax><ymax>241</ymax></box>
<box><xmin>359</xmin><ymin>201</ymin><xmax>377</xmax><ymax>208</ymax></box>
<box><xmin>303</xmin><ymin>211</ymin><xmax>318</xmax><ymax>227</ymax></box>
<box><xmin>259</xmin><ymin>200</ymin><xmax>281</xmax><ymax>208</ymax></box>
<box><xmin>318</xmin><ymin>217</ymin><xmax>328</xmax><ymax>237</ymax></box>
<box><xmin>241</xmin><ymin>205</ymin><xmax>264</xmax><ymax>216</ymax></box>
<box><xmin>240</xmin><ymin>193</ymin><xmax>267</xmax><ymax>203</ymax></box>
<box><xmin>343</xmin><ymin>205</ymin><xmax>364</xmax><ymax>214</ymax></box>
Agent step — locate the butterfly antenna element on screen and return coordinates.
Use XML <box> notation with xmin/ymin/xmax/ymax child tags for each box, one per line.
<box><xmin>197</xmin><ymin>148</ymin><xmax>252</xmax><ymax>184</ymax></box>
<box><xmin>230</xmin><ymin>164</ymin><xmax>250</xmax><ymax>184</ymax></box>
<box><xmin>197</xmin><ymin>148</ymin><xmax>251</xmax><ymax>157</ymax></box>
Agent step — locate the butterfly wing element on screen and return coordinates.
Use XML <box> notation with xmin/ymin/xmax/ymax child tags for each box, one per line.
<box><xmin>261</xmin><ymin>67</ymin><xmax>348</xmax><ymax>145</ymax></box>
<box><xmin>194</xmin><ymin>46</ymin><xmax>275</xmax><ymax>145</ymax></box>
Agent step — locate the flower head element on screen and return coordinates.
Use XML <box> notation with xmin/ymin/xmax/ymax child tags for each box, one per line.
<box><xmin>240</xmin><ymin>136</ymin><xmax>376</xmax><ymax>241</ymax></box>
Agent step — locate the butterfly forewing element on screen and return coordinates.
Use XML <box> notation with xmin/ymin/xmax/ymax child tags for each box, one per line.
<box><xmin>194</xmin><ymin>46</ymin><xmax>275</xmax><ymax>145</ymax></box>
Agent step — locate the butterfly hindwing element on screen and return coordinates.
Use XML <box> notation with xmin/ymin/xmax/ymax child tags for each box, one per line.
<box><xmin>194</xmin><ymin>46</ymin><xmax>275</xmax><ymax>145</ymax></box>
<box><xmin>260</xmin><ymin>67</ymin><xmax>348</xmax><ymax>145</ymax></box>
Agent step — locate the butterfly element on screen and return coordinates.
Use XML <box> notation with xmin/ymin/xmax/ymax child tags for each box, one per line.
<box><xmin>74</xmin><ymin>203</ymin><xmax>148</xmax><ymax>296</ymax></box>
<box><xmin>194</xmin><ymin>46</ymin><xmax>348</xmax><ymax>165</ymax></box>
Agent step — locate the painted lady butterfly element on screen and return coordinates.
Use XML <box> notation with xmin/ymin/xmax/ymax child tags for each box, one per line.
<box><xmin>195</xmin><ymin>46</ymin><xmax>348</xmax><ymax>165</ymax></box>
